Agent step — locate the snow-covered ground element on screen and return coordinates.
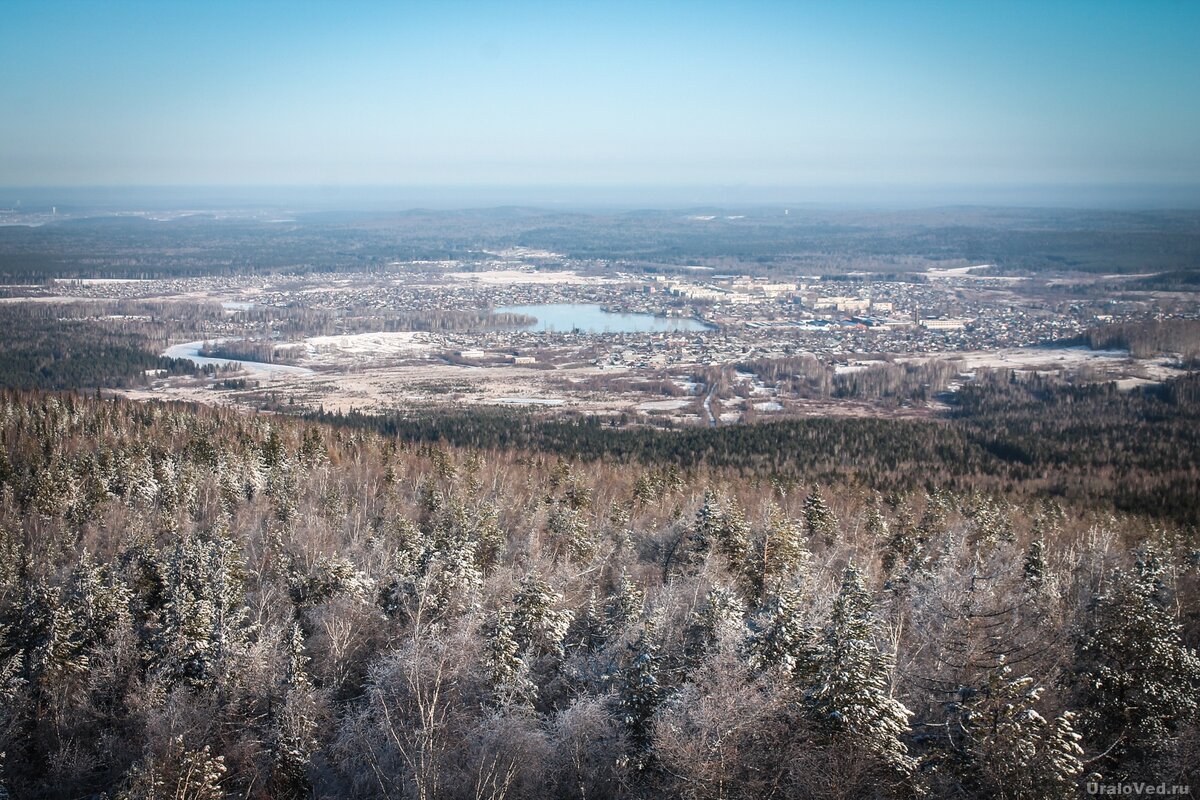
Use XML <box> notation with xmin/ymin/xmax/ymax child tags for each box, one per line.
<box><xmin>495</xmin><ymin>397</ymin><xmax>564</xmax><ymax>406</ymax></box>
<box><xmin>163</xmin><ymin>341</ymin><xmax>314</xmax><ymax>376</ymax></box>
<box><xmin>303</xmin><ymin>331</ymin><xmax>437</xmax><ymax>365</ymax></box>
<box><xmin>638</xmin><ymin>399</ymin><xmax>694</xmax><ymax>412</ymax></box>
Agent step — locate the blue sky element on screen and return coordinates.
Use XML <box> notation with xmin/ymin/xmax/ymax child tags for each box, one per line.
<box><xmin>2</xmin><ymin>0</ymin><xmax>1198</xmax><ymax>199</ymax></box>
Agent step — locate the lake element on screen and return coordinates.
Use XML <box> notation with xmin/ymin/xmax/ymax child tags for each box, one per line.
<box><xmin>496</xmin><ymin>303</ymin><xmax>711</xmax><ymax>333</ymax></box>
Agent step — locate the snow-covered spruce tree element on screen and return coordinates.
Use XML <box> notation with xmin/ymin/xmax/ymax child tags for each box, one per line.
<box><xmin>712</xmin><ymin>496</ymin><xmax>752</xmax><ymax>579</ymax></box>
<box><xmin>288</xmin><ymin>555</ymin><xmax>374</xmax><ymax>609</ymax></box>
<box><xmin>266</xmin><ymin>457</ymin><xmax>300</xmax><ymax>525</ymax></box>
<box><xmin>18</xmin><ymin>577</ymin><xmax>96</xmax><ymax>709</ymax></box>
<box><xmin>685</xmin><ymin>586</ymin><xmax>747</xmax><ymax>664</ymax></box>
<box><xmin>1023</xmin><ymin>535</ymin><xmax>1047</xmax><ymax>592</ymax></box>
<box><xmin>378</xmin><ymin>515</ymin><xmax>483</xmax><ymax>624</ymax></box>
<box><xmin>61</xmin><ymin>552</ymin><xmax>131</xmax><ymax>662</ymax></box>
<box><xmin>745</xmin><ymin>587</ymin><xmax>818</xmax><ymax>680</ymax></box>
<box><xmin>947</xmin><ymin>661</ymin><xmax>1084</xmax><ymax>799</ymax></box>
<box><xmin>270</xmin><ymin>623</ymin><xmax>317</xmax><ymax>800</ymax></box>
<box><xmin>1072</xmin><ymin>547</ymin><xmax>1200</xmax><ymax>774</ymax></box>
<box><xmin>604</xmin><ymin>572</ymin><xmax>646</xmax><ymax>639</ymax></box>
<box><xmin>618</xmin><ymin>625</ymin><xmax>664</xmax><ymax>754</ymax></box>
<box><xmin>802</xmin><ymin>487</ymin><xmax>839</xmax><ymax>546</ymax></box>
<box><xmin>865</xmin><ymin>498</ymin><xmax>890</xmax><ymax>544</ymax></box>
<box><xmin>471</xmin><ymin>500</ymin><xmax>507</xmax><ymax>570</ymax></box>
<box><xmin>881</xmin><ymin>502</ymin><xmax>920</xmax><ymax>579</ymax></box>
<box><xmin>967</xmin><ymin>495</ymin><xmax>1016</xmax><ymax>548</ymax></box>
<box><xmin>420</xmin><ymin>540</ymin><xmax>483</xmax><ymax>621</ymax></box>
<box><xmin>809</xmin><ymin>564</ymin><xmax>916</xmax><ymax>779</ymax></box>
<box><xmin>153</xmin><ymin>532</ymin><xmax>255</xmax><ymax>692</ymax></box>
<box><xmin>674</xmin><ymin>489</ymin><xmax>722</xmax><ymax>573</ymax></box>
<box><xmin>916</xmin><ymin>491</ymin><xmax>951</xmax><ymax>546</ymax></box>
<box><xmin>483</xmin><ymin>608</ymin><xmax>535</xmax><ymax>706</ymax></box>
<box><xmin>547</xmin><ymin>503</ymin><xmax>597</xmax><ymax>563</ymax></box>
<box><xmin>429</xmin><ymin>494</ymin><xmax>504</xmax><ymax>574</ymax></box>
<box><xmin>511</xmin><ymin>574</ymin><xmax>573</xmax><ymax>662</ymax></box>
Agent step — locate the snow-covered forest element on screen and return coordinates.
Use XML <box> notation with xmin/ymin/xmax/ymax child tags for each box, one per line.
<box><xmin>0</xmin><ymin>393</ymin><xmax>1196</xmax><ymax>799</ymax></box>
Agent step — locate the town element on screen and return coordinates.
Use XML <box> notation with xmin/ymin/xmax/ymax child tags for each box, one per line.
<box><xmin>13</xmin><ymin>248</ymin><xmax>1194</xmax><ymax>425</ymax></box>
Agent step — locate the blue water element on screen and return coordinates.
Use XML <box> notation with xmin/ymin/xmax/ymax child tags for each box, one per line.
<box><xmin>497</xmin><ymin>303</ymin><xmax>710</xmax><ymax>333</ymax></box>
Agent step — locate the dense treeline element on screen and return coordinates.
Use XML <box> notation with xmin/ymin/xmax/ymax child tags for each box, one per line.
<box><xmin>1126</xmin><ymin>269</ymin><xmax>1200</xmax><ymax>291</ymax></box>
<box><xmin>735</xmin><ymin>355</ymin><xmax>958</xmax><ymax>403</ymax></box>
<box><xmin>3</xmin><ymin>207</ymin><xmax>1200</xmax><ymax>279</ymax></box>
<box><xmin>308</xmin><ymin>371</ymin><xmax>1200</xmax><ymax>524</ymax></box>
<box><xmin>1069</xmin><ymin>318</ymin><xmax>1200</xmax><ymax>361</ymax></box>
<box><xmin>951</xmin><ymin>372</ymin><xmax>1200</xmax><ymax>521</ymax></box>
<box><xmin>0</xmin><ymin>392</ymin><xmax>1195</xmax><ymax>798</ymax></box>
<box><xmin>0</xmin><ymin>216</ymin><xmax>456</xmax><ymax>280</ymax></box>
<box><xmin>0</xmin><ymin>304</ymin><xmax>202</xmax><ymax>389</ymax></box>
<box><xmin>200</xmin><ymin>339</ymin><xmax>306</xmax><ymax>365</ymax></box>
<box><xmin>313</xmin><ymin>408</ymin><xmax>989</xmax><ymax>488</ymax></box>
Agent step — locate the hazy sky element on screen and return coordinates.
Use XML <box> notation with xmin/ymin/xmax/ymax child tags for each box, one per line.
<box><xmin>2</xmin><ymin>0</ymin><xmax>1198</xmax><ymax>196</ymax></box>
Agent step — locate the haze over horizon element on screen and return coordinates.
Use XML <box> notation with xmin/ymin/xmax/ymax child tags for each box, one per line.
<box><xmin>3</xmin><ymin>1</ymin><xmax>1199</xmax><ymax>208</ymax></box>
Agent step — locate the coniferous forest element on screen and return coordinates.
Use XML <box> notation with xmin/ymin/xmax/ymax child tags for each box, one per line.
<box><xmin>0</xmin><ymin>391</ymin><xmax>1196</xmax><ymax>799</ymax></box>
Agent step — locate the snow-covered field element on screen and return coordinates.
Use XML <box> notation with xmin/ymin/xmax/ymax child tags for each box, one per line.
<box><xmin>496</xmin><ymin>397</ymin><xmax>565</xmax><ymax>406</ymax></box>
<box><xmin>51</xmin><ymin>278</ymin><xmax>149</xmax><ymax>285</ymax></box>
<box><xmin>303</xmin><ymin>331</ymin><xmax>436</xmax><ymax>365</ymax></box>
<box><xmin>638</xmin><ymin>399</ymin><xmax>694</xmax><ymax>412</ymax></box>
<box><xmin>446</xmin><ymin>269</ymin><xmax>603</xmax><ymax>285</ymax></box>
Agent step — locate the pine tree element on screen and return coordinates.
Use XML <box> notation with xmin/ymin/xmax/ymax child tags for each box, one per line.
<box><xmin>604</xmin><ymin>572</ymin><xmax>645</xmax><ymax>638</ymax></box>
<box><xmin>547</xmin><ymin>503</ymin><xmax>596</xmax><ymax>562</ymax></box>
<box><xmin>422</xmin><ymin>542</ymin><xmax>483</xmax><ymax>620</ymax></box>
<box><xmin>20</xmin><ymin>581</ymin><xmax>89</xmax><ymax>695</ymax></box>
<box><xmin>677</xmin><ymin>490</ymin><xmax>722</xmax><ymax>571</ymax></box>
<box><xmin>969</xmin><ymin>495</ymin><xmax>1015</xmax><ymax>548</ymax></box>
<box><xmin>865</xmin><ymin>499</ymin><xmax>890</xmax><ymax>544</ymax></box>
<box><xmin>753</xmin><ymin>503</ymin><xmax>810</xmax><ymax>600</ymax></box>
<box><xmin>881</xmin><ymin>508</ymin><xmax>922</xmax><ymax>582</ymax></box>
<box><xmin>154</xmin><ymin>533</ymin><xmax>254</xmax><ymax>691</ymax></box>
<box><xmin>290</xmin><ymin>555</ymin><xmax>374</xmax><ymax>608</ymax></box>
<box><xmin>117</xmin><ymin>736</ymin><xmax>227</xmax><ymax>800</ymax></box>
<box><xmin>472</xmin><ymin>501</ymin><xmax>507</xmax><ymax>571</ymax></box>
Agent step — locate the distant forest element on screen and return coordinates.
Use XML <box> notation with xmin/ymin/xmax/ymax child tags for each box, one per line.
<box><xmin>1068</xmin><ymin>318</ymin><xmax>1200</xmax><ymax>362</ymax></box>
<box><xmin>309</xmin><ymin>371</ymin><xmax>1200</xmax><ymax>525</ymax></box>
<box><xmin>0</xmin><ymin>303</ymin><xmax>202</xmax><ymax>389</ymax></box>
<box><xmin>2</xmin><ymin>207</ymin><xmax>1199</xmax><ymax>279</ymax></box>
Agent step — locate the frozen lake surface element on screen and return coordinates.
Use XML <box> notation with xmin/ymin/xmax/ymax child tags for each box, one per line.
<box><xmin>497</xmin><ymin>303</ymin><xmax>711</xmax><ymax>333</ymax></box>
<box><xmin>163</xmin><ymin>341</ymin><xmax>313</xmax><ymax>375</ymax></box>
